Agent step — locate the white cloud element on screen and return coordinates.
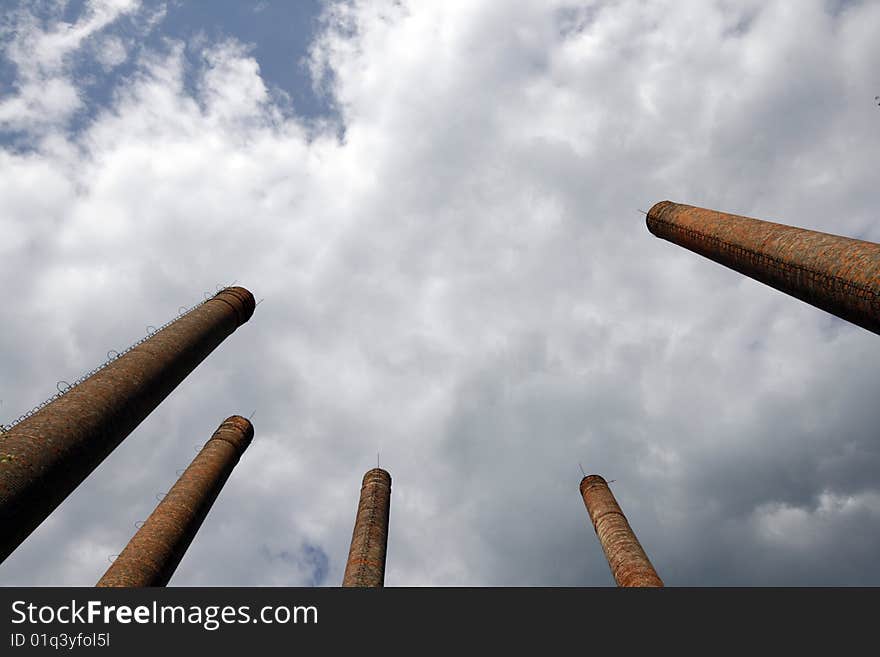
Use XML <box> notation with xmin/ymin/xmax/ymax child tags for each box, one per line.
<box><xmin>1</xmin><ymin>0</ymin><xmax>880</xmax><ymax>586</ymax></box>
<box><xmin>199</xmin><ymin>40</ymin><xmax>270</xmax><ymax>124</ymax></box>
<box><xmin>94</xmin><ymin>35</ymin><xmax>128</xmax><ymax>71</ymax></box>
<box><xmin>752</xmin><ymin>491</ymin><xmax>880</xmax><ymax>549</ymax></box>
<box><xmin>0</xmin><ymin>0</ymin><xmax>142</xmax><ymax>131</ymax></box>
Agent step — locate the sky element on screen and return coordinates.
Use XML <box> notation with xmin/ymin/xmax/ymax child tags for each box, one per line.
<box><xmin>0</xmin><ymin>0</ymin><xmax>879</xmax><ymax>587</ymax></box>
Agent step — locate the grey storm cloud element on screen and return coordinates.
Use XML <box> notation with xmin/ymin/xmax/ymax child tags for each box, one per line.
<box><xmin>1</xmin><ymin>0</ymin><xmax>879</xmax><ymax>586</ymax></box>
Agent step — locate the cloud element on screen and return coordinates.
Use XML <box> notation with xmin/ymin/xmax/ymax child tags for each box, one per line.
<box><xmin>93</xmin><ymin>35</ymin><xmax>129</xmax><ymax>71</ymax></box>
<box><xmin>1</xmin><ymin>0</ymin><xmax>879</xmax><ymax>586</ymax></box>
<box><xmin>0</xmin><ymin>0</ymin><xmax>144</xmax><ymax>133</ymax></box>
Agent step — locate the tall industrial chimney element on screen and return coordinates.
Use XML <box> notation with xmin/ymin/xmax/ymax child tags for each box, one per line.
<box><xmin>0</xmin><ymin>287</ymin><xmax>255</xmax><ymax>563</ymax></box>
<box><xmin>647</xmin><ymin>201</ymin><xmax>880</xmax><ymax>335</ymax></box>
<box><xmin>342</xmin><ymin>468</ymin><xmax>392</xmax><ymax>587</ymax></box>
<box><xmin>97</xmin><ymin>416</ymin><xmax>253</xmax><ymax>587</ymax></box>
<box><xmin>579</xmin><ymin>475</ymin><xmax>663</xmax><ymax>587</ymax></box>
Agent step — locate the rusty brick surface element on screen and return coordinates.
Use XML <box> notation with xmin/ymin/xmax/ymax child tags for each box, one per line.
<box><xmin>97</xmin><ymin>416</ymin><xmax>253</xmax><ymax>587</ymax></box>
<box><xmin>580</xmin><ymin>475</ymin><xmax>663</xmax><ymax>587</ymax></box>
<box><xmin>342</xmin><ymin>468</ymin><xmax>391</xmax><ymax>587</ymax></box>
<box><xmin>0</xmin><ymin>287</ymin><xmax>255</xmax><ymax>564</ymax></box>
<box><xmin>647</xmin><ymin>201</ymin><xmax>880</xmax><ymax>335</ymax></box>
